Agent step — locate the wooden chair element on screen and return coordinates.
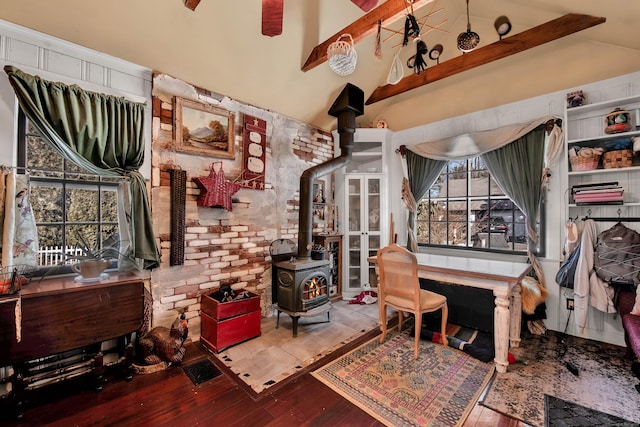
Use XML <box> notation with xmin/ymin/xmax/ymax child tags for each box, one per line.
<box><xmin>377</xmin><ymin>244</ymin><xmax>448</xmax><ymax>359</ymax></box>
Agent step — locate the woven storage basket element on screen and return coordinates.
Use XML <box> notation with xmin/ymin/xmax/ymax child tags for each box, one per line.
<box><xmin>327</xmin><ymin>34</ymin><xmax>357</xmax><ymax>76</ymax></box>
<box><xmin>570</xmin><ymin>153</ymin><xmax>601</xmax><ymax>171</ymax></box>
<box><xmin>603</xmin><ymin>149</ymin><xmax>633</xmax><ymax>169</ymax></box>
<box><xmin>0</xmin><ymin>264</ymin><xmax>37</xmax><ymax>295</ymax></box>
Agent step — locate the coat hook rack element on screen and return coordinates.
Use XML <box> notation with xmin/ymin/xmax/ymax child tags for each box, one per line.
<box><xmin>583</xmin><ymin>207</ymin><xmax>640</xmax><ymax>222</ymax></box>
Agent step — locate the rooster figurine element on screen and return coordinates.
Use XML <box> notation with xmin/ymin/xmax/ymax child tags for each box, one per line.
<box><xmin>139</xmin><ymin>313</ymin><xmax>189</xmax><ymax>365</ymax></box>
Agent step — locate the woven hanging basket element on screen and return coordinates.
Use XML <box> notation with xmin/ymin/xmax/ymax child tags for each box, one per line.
<box><xmin>327</xmin><ymin>34</ymin><xmax>357</xmax><ymax>76</ymax></box>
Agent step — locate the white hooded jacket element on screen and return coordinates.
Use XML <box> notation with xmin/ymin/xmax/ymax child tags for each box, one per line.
<box><xmin>573</xmin><ymin>219</ymin><xmax>616</xmax><ymax>333</ymax></box>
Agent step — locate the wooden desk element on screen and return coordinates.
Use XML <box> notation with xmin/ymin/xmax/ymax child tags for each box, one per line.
<box><xmin>0</xmin><ymin>272</ymin><xmax>145</xmax><ymax>418</ymax></box>
<box><xmin>369</xmin><ymin>253</ymin><xmax>531</xmax><ymax>373</ymax></box>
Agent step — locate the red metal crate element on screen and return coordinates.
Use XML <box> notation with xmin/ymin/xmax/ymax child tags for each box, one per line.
<box><xmin>201</xmin><ymin>291</ymin><xmax>260</xmax><ymax>320</ymax></box>
<box><xmin>200</xmin><ymin>310</ymin><xmax>261</xmax><ymax>352</ymax></box>
<box><xmin>200</xmin><ymin>291</ymin><xmax>261</xmax><ymax>352</ymax></box>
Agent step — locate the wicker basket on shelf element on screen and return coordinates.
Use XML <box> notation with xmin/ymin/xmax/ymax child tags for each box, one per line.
<box><xmin>603</xmin><ymin>149</ymin><xmax>633</xmax><ymax>169</ymax></box>
<box><xmin>569</xmin><ymin>148</ymin><xmax>601</xmax><ymax>171</ymax></box>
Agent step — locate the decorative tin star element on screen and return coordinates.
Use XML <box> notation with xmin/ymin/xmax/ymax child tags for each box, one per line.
<box><xmin>193</xmin><ymin>162</ymin><xmax>241</xmax><ymax>211</ymax></box>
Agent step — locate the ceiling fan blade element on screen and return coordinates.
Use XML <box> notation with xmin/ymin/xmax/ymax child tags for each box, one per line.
<box><xmin>184</xmin><ymin>0</ymin><xmax>201</xmax><ymax>11</ymax></box>
<box><xmin>262</xmin><ymin>0</ymin><xmax>284</xmax><ymax>37</ymax></box>
<box><xmin>351</xmin><ymin>0</ymin><xmax>378</xmax><ymax>12</ymax></box>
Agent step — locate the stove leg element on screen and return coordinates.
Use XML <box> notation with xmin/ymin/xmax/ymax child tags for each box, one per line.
<box><xmin>276</xmin><ymin>310</ymin><xmax>281</xmax><ymax>329</ymax></box>
<box><xmin>292</xmin><ymin>316</ymin><xmax>299</xmax><ymax>338</ymax></box>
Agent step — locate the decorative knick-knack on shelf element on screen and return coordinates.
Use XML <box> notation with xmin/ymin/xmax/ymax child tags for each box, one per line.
<box><xmin>566</xmin><ymin>90</ymin><xmax>586</xmax><ymax>108</ymax></box>
<box><xmin>605</xmin><ymin>108</ymin><xmax>631</xmax><ymax>134</ymax></box>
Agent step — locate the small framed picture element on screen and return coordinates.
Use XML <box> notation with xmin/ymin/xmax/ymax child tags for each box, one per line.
<box><xmin>174</xmin><ymin>97</ymin><xmax>235</xmax><ymax>159</ymax></box>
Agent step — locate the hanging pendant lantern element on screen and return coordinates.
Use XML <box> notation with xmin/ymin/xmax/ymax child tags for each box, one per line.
<box><xmin>457</xmin><ymin>0</ymin><xmax>480</xmax><ymax>52</ymax></box>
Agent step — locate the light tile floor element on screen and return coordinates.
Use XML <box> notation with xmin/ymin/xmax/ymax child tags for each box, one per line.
<box><xmin>211</xmin><ymin>300</ymin><xmax>380</xmax><ymax>394</ymax></box>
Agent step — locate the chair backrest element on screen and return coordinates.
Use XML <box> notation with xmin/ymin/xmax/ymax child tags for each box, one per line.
<box><xmin>377</xmin><ymin>244</ymin><xmax>420</xmax><ymax>307</ymax></box>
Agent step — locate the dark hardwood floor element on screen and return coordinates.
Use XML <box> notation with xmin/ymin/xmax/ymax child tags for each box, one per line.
<box><xmin>1</xmin><ymin>341</ymin><xmax>527</xmax><ymax>427</ymax></box>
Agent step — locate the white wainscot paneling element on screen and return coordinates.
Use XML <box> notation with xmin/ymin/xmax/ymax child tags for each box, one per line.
<box><xmin>86</xmin><ymin>62</ymin><xmax>106</xmax><ymax>87</ymax></box>
<box><xmin>6</xmin><ymin>38</ymin><xmax>39</xmax><ymax>69</ymax></box>
<box><xmin>46</xmin><ymin>50</ymin><xmax>83</xmax><ymax>79</ymax></box>
<box><xmin>110</xmin><ymin>69</ymin><xmax>149</xmax><ymax>98</ymax></box>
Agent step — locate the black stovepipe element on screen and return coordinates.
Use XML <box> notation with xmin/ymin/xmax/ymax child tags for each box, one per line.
<box><xmin>297</xmin><ymin>83</ymin><xmax>364</xmax><ymax>259</ymax></box>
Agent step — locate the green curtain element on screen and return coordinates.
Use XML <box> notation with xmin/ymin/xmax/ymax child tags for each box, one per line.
<box><xmin>405</xmin><ymin>150</ymin><xmax>446</xmax><ymax>250</ymax></box>
<box><xmin>480</xmin><ymin>125</ymin><xmax>546</xmax><ymax>285</ymax></box>
<box><xmin>4</xmin><ymin>65</ymin><xmax>160</xmax><ymax>269</ymax></box>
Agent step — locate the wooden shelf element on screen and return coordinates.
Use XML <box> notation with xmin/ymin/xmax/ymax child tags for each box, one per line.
<box><xmin>565</xmin><ymin>92</ymin><xmax>640</xmax><ymax>223</ymax></box>
<box><xmin>566</xmin><ymin>95</ymin><xmax>640</xmax><ymax>116</ymax></box>
<box><xmin>568</xmin><ymin>165</ymin><xmax>640</xmax><ymax>176</ymax></box>
<box><xmin>569</xmin><ymin>202</ymin><xmax>640</xmax><ymax>208</ymax></box>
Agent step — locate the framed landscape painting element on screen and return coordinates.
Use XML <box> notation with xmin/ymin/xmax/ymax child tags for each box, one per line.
<box><xmin>174</xmin><ymin>97</ymin><xmax>235</xmax><ymax>159</ymax></box>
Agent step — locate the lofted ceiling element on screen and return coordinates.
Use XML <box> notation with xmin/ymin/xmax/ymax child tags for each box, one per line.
<box><xmin>0</xmin><ymin>0</ymin><xmax>639</xmax><ymax>132</ymax></box>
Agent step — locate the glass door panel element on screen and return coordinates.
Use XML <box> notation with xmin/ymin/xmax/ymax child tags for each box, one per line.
<box><xmin>346</xmin><ymin>179</ymin><xmax>364</xmax><ymax>292</ymax></box>
<box><xmin>348</xmin><ymin>178</ymin><xmax>361</xmax><ymax>232</ymax></box>
<box><xmin>348</xmin><ymin>237</ymin><xmax>361</xmax><ymax>292</ymax></box>
<box><xmin>343</xmin><ymin>175</ymin><xmax>386</xmax><ymax>297</ymax></box>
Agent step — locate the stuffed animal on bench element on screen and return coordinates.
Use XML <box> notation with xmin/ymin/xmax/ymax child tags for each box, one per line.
<box><xmin>139</xmin><ymin>313</ymin><xmax>189</xmax><ymax>365</ymax></box>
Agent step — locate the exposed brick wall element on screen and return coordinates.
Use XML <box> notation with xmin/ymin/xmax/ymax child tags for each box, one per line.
<box><xmin>292</xmin><ymin>130</ymin><xmax>333</xmax><ymax>164</ymax></box>
<box><xmin>149</xmin><ymin>73</ymin><xmax>334</xmax><ymax>340</ymax></box>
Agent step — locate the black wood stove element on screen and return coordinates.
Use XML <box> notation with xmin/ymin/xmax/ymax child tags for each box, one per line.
<box><xmin>273</xmin><ymin>83</ymin><xmax>364</xmax><ymax>337</ymax></box>
<box><xmin>274</xmin><ymin>258</ymin><xmax>331</xmax><ymax>337</ymax></box>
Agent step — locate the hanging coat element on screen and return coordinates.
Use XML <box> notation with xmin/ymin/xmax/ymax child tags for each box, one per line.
<box><xmin>594</xmin><ymin>222</ymin><xmax>640</xmax><ymax>284</ymax></box>
<box><xmin>573</xmin><ymin>219</ymin><xmax>616</xmax><ymax>334</ymax></box>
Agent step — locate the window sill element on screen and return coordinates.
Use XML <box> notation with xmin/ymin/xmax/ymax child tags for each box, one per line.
<box><xmin>417</xmin><ymin>246</ymin><xmax>529</xmax><ymax>264</ymax></box>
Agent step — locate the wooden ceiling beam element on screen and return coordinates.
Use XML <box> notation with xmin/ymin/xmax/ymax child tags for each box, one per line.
<box><xmin>302</xmin><ymin>0</ymin><xmax>434</xmax><ymax>72</ymax></box>
<box><xmin>366</xmin><ymin>13</ymin><xmax>606</xmax><ymax>105</ymax></box>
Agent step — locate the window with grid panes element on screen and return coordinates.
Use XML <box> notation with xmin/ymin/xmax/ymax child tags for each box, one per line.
<box><xmin>415</xmin><ymin>157</ymin><xmax>542</xmax><ymax>254</ymax></box>
<box><xmin>17</xmin><ymin>110</ymin><xmax>124</xmax><ymax>273</ymax></box>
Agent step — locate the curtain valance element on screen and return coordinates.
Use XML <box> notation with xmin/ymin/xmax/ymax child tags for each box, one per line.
<box><xmin>407</xmin><ymin>115</ymin><xmax>561</xmax><ymax>161</ymax></box>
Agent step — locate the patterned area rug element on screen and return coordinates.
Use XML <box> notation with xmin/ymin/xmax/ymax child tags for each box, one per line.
<box><xmin>481</xmin><ymin>330</ymin><xmax>640</xmax><ymax>427</ymax></box>
<box><xmin>545</xmin><ymin>394</ymin><xmax>638</xmax><ymax>426</ymax></box>
<box><xmin>311</xmin><ymin>329</ymin><xmax>495</xmax><ymax>427</ymax></box>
